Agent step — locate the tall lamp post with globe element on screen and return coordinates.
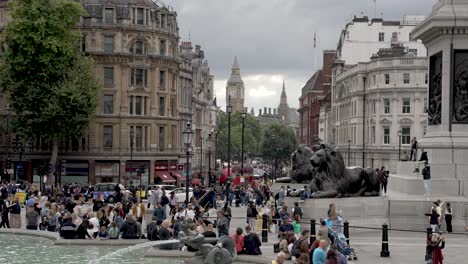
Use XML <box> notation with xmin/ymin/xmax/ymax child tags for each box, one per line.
<box><xmin>182</xmin><ymin>123</ymin><xmax>194</xmax><ymax>205</ymax></box>
<box><xmin>240</xmin><ymin>112</ymin><xmax>246</xmax><ymax>177</ymax></box>
<box><xmin>226</xmin><ymin>101</ymin><xmax>233</xmax><ymax>202</ymax></box>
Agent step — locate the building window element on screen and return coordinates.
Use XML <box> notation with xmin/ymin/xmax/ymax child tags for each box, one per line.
<box><xmin>170</xmin><ymin>97</ymin><xmax>176</xmax><ymax>117</ymax></box>
<box><xmin>159</xmin><ymin>126</ymin><xmax>165</xmax><ymax>150</ymax></box>
<box><xmin>372</xmin><ymin>101</ymin><xmax>376</xmax><ymax>114</ymax></box>
<box><xmin>159</xmin><ymin>70</ymin><xmax>165</xmax><ymax>89</ymax></box>
<box><xmin>384</xmin><ymin>74</ymin><xmax>390</xmax><ymax>84</ymax></box>
<box><xmin>135</xmin><ymin>96</ymin><xmax>142</xmax><ymax>115</ymax></box>
<box><xmin>408</xmin><ymin>49</ymin><xmax>418</xmax><ymax>56</ymax></box>
<box><xmin>383</xmin><ymin>127</ymin><xmax>390</xmax><ymax>145</ymax></box>
<box><xmin>425</xmin><ymin>73</ymin><xmax>428</xmax><ymax>84</ymax></box>
<box><xmin>161</xmin><ymin>14</ymin><xmax>166</xmax><ymax>28</ymax></box>
<box><xmin>391</xmin><ymin>32</ymin><xmax>398</xmax><ymax>42</ymax></box>
<box><xmin>103</xmin><ymin>125</ymin><xmax>113</xmax><ymax>148</ymax></box>
<box><xmin>379</xmin><ymin>32</ymin><xmax>385</xmax><ymax>42</ymax></box>
<box><xmin>135</xmin><ymin>126</ymin><xmax>142</xmax><ymax>148</ymax></box>
<box><xmin>172</xmin><ymin>125</ymin><xmax>177</xmax><ymax>148</ymax></box>
<box><xmin>144</xmin><ymin>97</ymin><xmax>147</xmax><ymax>115</ymax></box>
<box><xmin>104</xmin><ymin>67</ymin><xmax>114</xmax><ymax>86</ymax></box>
<box><xmin>103</xmin><ymin>36</ymin><xmax>114</xmax><ymax>53</ymax></box>
<box><xmin>104</xmin><ymin>8</ymin><xmax>114</xmax><ymax>24</ymax></box>
<box><xmin>409</xmin><ymin>33</ymin><xmax>414</xmax><ymax>42</ymax></box>
<box><xmin>371</xmin><ymin>126</ymin><xmax>375</xmax><ymax>144</ymax></box>
<box><xmin>402</xmin><ymin>98</ymin><xmax>411</xmax><ymax>114</ymax></box>
<box><xmin>160</xmin><ymin>40</ymin><xmax>166</xmax><ymax>56</ymax></box>
<box><xmin>103</xmin><ymin>95</ymin><xmax>113</xmax><ymax>114</ymax></box>
<box><xmin>403</xmin><ymin>73</ymin><xmax>410</xmax><ymax>84</ymax></box>
<box><xmin>131</xmin><ymin>41</ymin><xmax>146</xmax><ymax>55</ymax></box>
<box><xmin>159</xmin><ymin>96</ymin><xmax>165</xmax><ymax>116</ymax></box>
<box><xmin>129</xmin><ymin>96</ymin><xmax>133</xmax><ymax>115</ymax></box>
<box><xmin>131</xmin><ymin>68</ymin><xmax>148</xmax><ymax>86</ymax></box>
<box><xmin>136</xmin><ymin>8</ymin><xmax>144</xmax><ymax>25</ymax></box>
<box><xmin>383</xmin><ymin>98</ymin><xmax>390</xmax><ymax>114</ymax></box>
<box><xmin>401</xmin><ymin>127</ymin><xmax>411</xmax><ymax>145</ymax></box>
<box><xmin>373</xmin><ymin>75</ymin><xmax>376</xmax><ymax>85</ymax></box>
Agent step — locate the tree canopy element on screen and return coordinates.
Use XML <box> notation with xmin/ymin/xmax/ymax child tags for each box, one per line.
<box><xmin>0</xmin><ymin>0</ymin><xmax>101</xmax><ymax>178</ymax></box>
<box><xmin>215</xmin><ymin>111</ymin><xmax>263</xmax><ymax>162</ymax></box>
<box><xmin>260</xmin><ymin>122</ymin><xmax>297</xmax><ymax>165</ymax></box>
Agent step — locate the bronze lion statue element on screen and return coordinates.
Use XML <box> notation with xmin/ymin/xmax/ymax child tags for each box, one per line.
<box><xmin>289</xmin><ymin>144</ymin><xmax>315</xmax><ymax>183</ymax></box>
<box><xmin>308</xmin><ymin>145</ymin><xmax>381</xmax><ymax>198</ymax></box>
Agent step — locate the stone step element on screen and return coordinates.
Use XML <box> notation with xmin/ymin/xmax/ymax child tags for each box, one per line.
<box><xmin>388</xmin><ymin>174</ymin><xmax>462</xmax><ymax>196</ymax></box>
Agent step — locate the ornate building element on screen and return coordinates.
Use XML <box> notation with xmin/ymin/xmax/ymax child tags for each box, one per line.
<box><xmin>225</xmin><ymin>57</ymin><xmax>245</xmax><ymax>112</ymax></box>
<box><xmin>0</xmin><ymin>0</ymin><xmax>192</xmax><ymax>185</ymax></box>
<box><xmin>328</xmin><ymin>15</ymin><xmax>428</xmax><ymax>171</ymax></box>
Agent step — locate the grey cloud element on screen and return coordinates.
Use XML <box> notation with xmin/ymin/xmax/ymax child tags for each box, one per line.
<box><xmin>167</xmin><ymin>0</ymin><xmax>434</xmax><ymax>108</ymax></box>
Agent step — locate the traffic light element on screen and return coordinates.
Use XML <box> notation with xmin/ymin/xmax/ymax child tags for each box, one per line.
<box><xmin>138</xmin><ymin>163</ymin><xmax>146</xmax><ymax>175</ymax></box>
<box><xmin>6</xmin><ymin>158</ymin><xmax>11</xmax><ymax>169</ymax></box>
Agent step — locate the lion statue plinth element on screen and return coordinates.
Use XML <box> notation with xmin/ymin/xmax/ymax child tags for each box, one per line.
<box><xmin>308</xmin><ymin>145</ymin><xmax>381</xmax><ymax>198</ymax></box>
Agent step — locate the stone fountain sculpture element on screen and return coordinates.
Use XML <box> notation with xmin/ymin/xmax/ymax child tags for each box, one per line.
<box><xmin>178</xmin><ymin>219</ymin><xmax>237</xmax><ymax>264</ymax></box>
<box><xmin>285</xmin><ymin>144</ymin><xmax>381</xmax><ymax>198</ymax></box>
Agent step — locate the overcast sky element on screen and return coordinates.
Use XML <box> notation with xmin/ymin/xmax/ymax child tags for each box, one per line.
<box><xmin>167</xmin><ymin>0</ymin><xmax>436</xmax><ymax>111</ymax></box>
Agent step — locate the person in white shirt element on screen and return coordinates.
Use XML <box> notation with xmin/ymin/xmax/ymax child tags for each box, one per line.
<box><xmin>184</xmin><ymin>203</ymin><xmax>196</xmax><ymax>221</ymax></box>
<box><xmin>88</xmin><ymin>212</ymin><xmax>100</xmax><ymax>238</ymax></box>
<box><xmin>215</xmin><ymin>195</ymin><xmax>225</xmax><ymax>211</ymax></box>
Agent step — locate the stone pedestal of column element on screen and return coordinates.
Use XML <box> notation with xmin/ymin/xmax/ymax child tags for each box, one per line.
<box><xmin>412</xmin><ymin>0</ymin><xmax>468</xmax><ymax>196</ymax></box>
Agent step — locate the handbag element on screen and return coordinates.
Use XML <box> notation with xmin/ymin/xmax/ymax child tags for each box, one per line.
<box><xmin>273</xmin><ymin>242</ymin><xmax>280</xmax><ymax>253</ymax></box>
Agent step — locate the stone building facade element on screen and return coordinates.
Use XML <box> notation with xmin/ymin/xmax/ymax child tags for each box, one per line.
<box><xmin>298</xmin><ymin>50</ymin><xmax>335</xmax><ymax>146</ymax></box>
<box><xmin>0</xmin><ymin>0</ymin><xmax>214</xmax><ymax>185</ymax></box>
<box><xmin>326</xmin><ymin>15</ymin><xmax>428</xmax><ymax>171</ymax></box>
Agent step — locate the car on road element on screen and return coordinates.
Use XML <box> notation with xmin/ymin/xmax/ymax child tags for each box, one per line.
<box><xmin>170</xmin><ymin>187</ymin><xmax>193</xmax><ymax>204</ymax></box>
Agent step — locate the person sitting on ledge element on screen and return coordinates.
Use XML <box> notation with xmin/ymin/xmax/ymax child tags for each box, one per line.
<box><xmin>98</xmin><ymin>225</ymin><xmax>110</xmax><ymax>240</ymax></box>
<box><xmin>243</xmin><ymin>224</ymin><xmax>261</xmax><ymax>255</ymax></box>
<box><xmin>60</xmin><ymin>213</ymin><xmax>77</xmax><ymax>239</ymax></box>
<box><xmin>120</xmin><ymin>214</ymin><xmax>140</xmax><ymax>239</ymax></box>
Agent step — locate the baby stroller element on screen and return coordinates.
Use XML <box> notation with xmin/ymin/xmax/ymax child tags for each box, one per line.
<box><xmin>335</xmin><ymin>233</ymin><xmax>358</xmax><ymax>261</ymax></box>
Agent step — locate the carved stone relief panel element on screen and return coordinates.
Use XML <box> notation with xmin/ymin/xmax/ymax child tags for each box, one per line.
<box><xmin>428</xmin><ymin>52</ymin><xmax>442</xmax><ymax>125</ymax></box>
<box><xmin>453</xmin><ymin>50</ymin><xmax>468</xmax><ymax>123</ymax></box>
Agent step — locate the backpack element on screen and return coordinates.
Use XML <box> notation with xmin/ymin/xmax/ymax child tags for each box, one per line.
<box><xmin>147</xmin><ymin>223</ymin><xmax>159</xmax><ymax>241</ymax></box>
<box><xmin>291</xmin><ymin>238</ymin><xmax>304</xmax><ymax>258</ymax></box>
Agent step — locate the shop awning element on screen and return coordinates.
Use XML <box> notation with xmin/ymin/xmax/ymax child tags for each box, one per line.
<box><xmin>171</xmin><ymin>172</ymin><xmax>186</xmax><ymax>181</ymax></box>
<box><xmin>155</xmin><ymin>171</ymin><xmax>176</xmax><ymax>183</ymax></box>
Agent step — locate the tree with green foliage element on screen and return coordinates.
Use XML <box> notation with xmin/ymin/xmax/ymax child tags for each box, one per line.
<box><xmin>0</xmin><ymin>0</ymin><xmax>101</xmax><ymax>184</ymax></box>
<box><xmin>260</xmin><ymin>123</ymin><xmax>297</xmax><ymax>176</ymax></box>
<box><xmin>215</xmin><ymin>111</ymin><xmax>263</xmax><ymax>163</ymax></box>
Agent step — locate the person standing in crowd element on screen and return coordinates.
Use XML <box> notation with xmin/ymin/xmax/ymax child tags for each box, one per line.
<box><xmin>153</xmin><ymin>202</ymin><xmax>166</xmax><ymax>225</ymax></box>
<box><xmin>291</xmin><ymin>230</ymin><xmax>310</xmax><ymax>260</ymax></box>
<box><xmin>131</xmin><ymin>197</ymin><xmax>146</xmax><ymax>224</ymax></box>
<box><xmin>427</xmin><ymin>233</ymin><xmax>445</xmax><ymax>264</ymax></box>
<box><xmin>312</xmin><ymin>240</ymin><xmax>327</xmax><ymax>264</ymax></box>
<box><xmin>216</xmin><ymin>210</ymin><xmax>230</xmax><ymax>237</ymax></box>
<box><xmin>324</xmin><ymin>247</ymin><xmax>338</xmax><ymax>264</ymax></box>
<box><xmin>230</xmin><ymin>227</ymin><xmax>245</xmax><ymax>254</ymax></box>
<box><xmin>120</xmin><ymin>214</ymin><xmax>140</xmax><ymax>239</ymax></box>
<box><xmin>278</xmin><ymin>216</ymin><xmax>294</xmax><ymax>238</ymax></box>
<box><xmin>60</xmin><ymin>214</ymin><xmax>77</xmax><ymax>239</ymax></box>
<box><xmin>444</xmin><ymin>202</ymin><xmax>453</xmax><ymax>233</ymax></box>
<box><xmin>292</xmin><ymin>202</ymin><xmax>303</xmax><ymax>219</ymax></box>
<box><xmin>425</xmin><ymin>206</ymin><xmax>440</xmax><ymax>232</ymax></box>
<box><xmin>410</xmin><ymin>137</ymin><xmax>418</xmax><ymax>161</ymax></box>
<box><xmin>243</xmin><ymin>225</ymin><xmax>261</xmax><ymax>255</ymax></box>
<box><xmin>292</xmin><ymin>215</ymin><xmax>301</xmax><ymax>239</ymax></box>
<box><xmin>422</xmin><ymin>161</ymin><xmax>431</xmax><ymax>196</ymax></box>
<box><xmin>246</xmin><ymin>202</ymin><xmax>257</xmax><ymax>229</ymax></box>
<box><xmin>378</xmin><ymin>166</ymin><xmax>388</xmax><ymax>195</ymax></box>
<box><xmin>278</xmin><ymin>186</ymin><xmax>286</xmax><ymax>206</ymax></box>
<box><xmin>0</xmin><ymin>195</ymin><xmax>10</xmax><ymax>228</ymax></box>
<box><xmin>25</xmin><ymin>206</ymin><xmax>39</xmax><ymax>230</ymax></box>
<box><xmin>9</xmin><ymin>196</ymin><xmax>21</xmax><ymax>228</ymax></box>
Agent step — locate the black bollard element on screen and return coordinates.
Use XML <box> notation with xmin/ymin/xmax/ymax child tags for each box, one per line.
<box><xmin>310</xmin><ymin>219</ymin><xmax>316</xmax><ymax>245</ymax></box>
<box><xmin>425</xmin><ymin>227</ymin><xmax>433</xmax><ymax>261</ymax></box>
<box><xmin>262</xmin><ymin>214</ymin><xmax>268</xmax><ymax>243</ymax></box>
<box><xmin>380</xmin><ymin>223</ymin><xmax>390</xmax><ymax>257</ymax></box>
<box><xmin>343</xmin><ymin>220</ymin><xmax>350</xmax><ymax>245</ymax></box>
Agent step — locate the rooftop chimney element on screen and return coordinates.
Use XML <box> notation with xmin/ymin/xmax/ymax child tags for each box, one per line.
<box><xmin>259</xmin><ymin>109</ymin><xmax>262</xmax><ymax>116</ymax></box>
<box><xmin>268</xmin><ymin>108</ymin><xmax>272</xmax><ymax>115</ymax></box>
<box><xmin>264</xmin><ymin>107</ymin><xmax>267</xmax><ymax>114</ymax></box>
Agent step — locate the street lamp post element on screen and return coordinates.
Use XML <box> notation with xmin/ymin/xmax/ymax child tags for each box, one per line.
<box><xmin>226</xmin><ymin>101</ymin><xmax>233</xmax><ymax>203</ymax></box>
<box><xmin>347</xmin><ymin>139</ymin><xmax>352</xmax><ymax>166</ymax></box>
<box><xmin>200</xmin><ymin>134</ymin><xmax>203</xmax><ymax>182</ymax></box>
<box><xmin>182</xmin><ymin>123</ymin><xmax>194</xmax><ymax>205</ymax></box>
<box><xmin>397</xmin><ymin>130</ymin><xmax>402</xmax><ymax>161</ymax></box>
<box><xmin>207</xmin><ymin>133</ymin><xmax>213</xmax><ymax>187</ymax></box>
<box><xmin>130</xmin><ymin>127</ymin><xmax>134</xmax><ymax>185</ymax></box>
<box><xmin>214</xmin><ymin>129</ymin><xmax>219</xmax><ymax>170</ymax></box>
<box><xmin>240</xmin><ymin>112</ymin><xmax>246</xmax><ymax>177</ymax></box>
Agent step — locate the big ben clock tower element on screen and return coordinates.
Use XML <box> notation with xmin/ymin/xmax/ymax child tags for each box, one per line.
<box><xmin>226</xmin><ymin>57</ymin><xmax>245</xmax><ymax>112</ymax></box>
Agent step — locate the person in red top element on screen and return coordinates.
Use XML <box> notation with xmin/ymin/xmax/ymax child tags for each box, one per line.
<box><xmin>230</xmin><ymin>227</ymin><xmax>245</xmax><ymax>254</ymax></box>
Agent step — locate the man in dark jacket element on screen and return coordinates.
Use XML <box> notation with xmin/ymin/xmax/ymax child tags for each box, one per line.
<box><xmin>422</xmin><ymin>161</ymin><xmax>431</xmax><ymax>196</ymax></box>
<box><xmin>243</xmin><ymin>225</ymin><xmax>262</xmax><ymax>255</ymax></box>
<box><xmin>215</xmin><ymin>210</ymin><xmax>229</xmax><ymax>237</ymax></box>
<box><xmin>120</xmin><ymin>214</ymin><xmax>140</xmax><ymax>239</ymax></box>
<box><xmin>147</xmin><ymin>216</ymin><xmax>159</xmax><ymax>241</ymax></box>
<box><xmin>60</xmin><ymin>214</ymin><xmax>77</xmax><ymax>239</ymax></box>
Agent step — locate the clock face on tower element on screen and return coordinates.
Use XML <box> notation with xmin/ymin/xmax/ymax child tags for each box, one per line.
<box><xmin>229</xmin><ymin>89</ymin><xmax>237</xmax><ymax>97</ymax></box>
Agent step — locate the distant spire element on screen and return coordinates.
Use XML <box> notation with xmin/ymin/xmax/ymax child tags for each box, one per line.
<box><xmin>233</xmin><ymin>56</ymin><xmax>240</xmax><ymax>69</ymax></box>
<box><xmin>281</xmin><ymin>80</ymin><xmax>287</xmax><ymax>99</ymax></box>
